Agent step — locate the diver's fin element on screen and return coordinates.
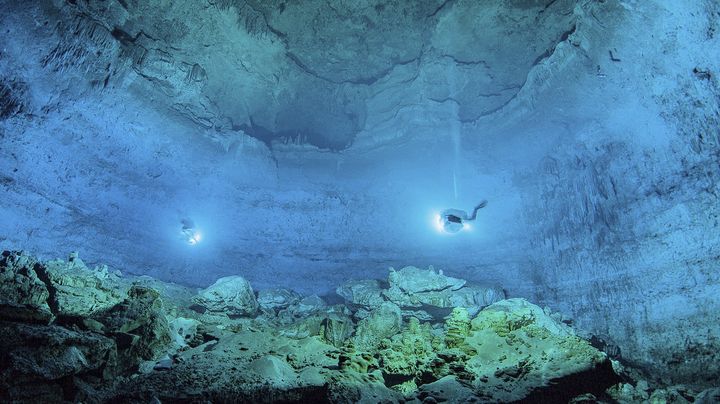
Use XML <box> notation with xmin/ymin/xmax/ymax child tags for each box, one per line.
<box><xmin>467</xmin><ymin>200</ymin><xmax>488</xmax><ymax>220</ymax></box>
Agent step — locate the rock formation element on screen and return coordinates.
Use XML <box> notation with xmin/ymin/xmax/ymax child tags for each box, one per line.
<box><xmin>4</xmin><ymin>250</ymin><xmax>718</xmax><ymax>403</ymax></box>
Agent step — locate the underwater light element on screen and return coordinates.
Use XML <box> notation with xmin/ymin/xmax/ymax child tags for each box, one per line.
<box><xmin>180</xmin><ymin>218</ymin><xmax>201</xmax><ymax>245</ymax></box>
<box><xmin>434</xmin><ymin>214</ymin><xmax>445</xmax><ymax>233</ymax></box>
<box><xmin>187</xmin><ymin>232</ymin><xmax>202</xmax><ymax>245</ymax></box>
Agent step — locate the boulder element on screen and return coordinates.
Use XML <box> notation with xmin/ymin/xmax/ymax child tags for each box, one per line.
<box><xmin>323</xmin><ymin>313</ymin><xmax>355</xmax><ymax>348</ymax></box>
<box><xmin>93</xmin><ymin>285</ymin><xmax>172</xmax><ymax>371</ymax></box>
<box><xmin>0</xmin><ymin>251</ymin><xmax>53</xmax><ymax>323</ymax></box>
<box><xmin>336</xmin><ymin>279</ymin><xmax>385</xmax><ymax>308</ymax></box>
<box><xmin>376</xmin><ymin>316</ymin><xmax>438</xmax><ymax>390</ymax></box>
<box><xmin>281</xmin><ymin>294</ymin><xmax>326</xmax><ymax>320</ymax></box>
<box><xmin>249</xmin><ymin>355</ymin><xmax>297</xmax><ymax>387</ymax></box>
<box><xmin>38</xmin><ymin>252</ymin><xmax>125</xmax><ymax>318</ymax></box>
<box><xmin>463</xmin><ymin>298</ymin><xmax>618</xmax><ymax>402</ymax></box>
<box><xmin>192</xmin><ymin>276</ymin><xmax>258</xmax><ymax>317</ymax></box>
<box><xmin>353</xmin><ymin>302</ymin><xmax>402</xmax><ymax>350</ymax></box>
<box><xmin>0</xmin><ymin>321</ymin><xmax>118</xmax><ymax>402</ymax></box>
<box><xmin>279</xmin><ymin>315</ymin><xmax>324</xmax><ymax>339</ymax></box>
<box><xmin>697</xmin><ymin>388</ymin><xmax>720</xmax><ymax>404</ymax></box>
<box><xmin>383</xmin><ymin>282</ymin><xmax>505</xmax><ymax>319</ymax></box>
<box><xmin>257</xmin><ymin>288</ymin><xmax>301</xmax><ymax>311</ymax></box>
<box><xmin>446</xmin><ymin>284</ymin><xmax>506</xmax><ymax>316</ymax></box>
<box><xmin>387</xmin><ymin>266</ymin><xmax>465</xmax><ymax>294</ymax></box>
<box><xmin>169</xmin><ymin>317</ymin><xmax>201</xmax><ymax>349</ymax></box>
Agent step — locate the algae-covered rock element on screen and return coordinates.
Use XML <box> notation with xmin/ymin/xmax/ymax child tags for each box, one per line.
<box><xmin>377</xmin><ymin>316</ymin><xmax>441</xmax><ymax>390</ymax></box>
<box><xmin>336</xmin><ymin>279</ymin><xmax>385</xmax><ymax>308</ymax></box>
<box><xmin>470</xmin><ymin>297</ymin><xmax>573</xmax><ymax>337</ymax></box>
<box><xmin>696</xmin><ymin>387</ymin><xmax>720</xmax><ymax>404</ymax></box>
<box><xmin>353</xmin><ymin>302</ymin><xmax>402</xmax><ymax>350</ymax></box>
<box><xmin>192</xmin><ymin>275</ymin><xmax>259</xmax><ymax>317</ymax></box>
<box><xmin>464</xmin><ymin>298</ymin><xmax>616</xmax><ymax>402</ymax></box>
<box><xmin>39</xmin><ymin>252</ymin><xmax>125</xmax><ymax>318</ymax></box>
<box><xmin>0</xmin><ymin>251</ymin><xmax>53</xmax><ymax>323</ymax></box>
<box><xmin>444</xmin><ymin>307</ymin><xmax>471</xmax><ymax>349</ymax></box>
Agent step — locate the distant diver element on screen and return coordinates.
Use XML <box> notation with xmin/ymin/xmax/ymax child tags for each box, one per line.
<box><xmin>181</xmin><ymin>218</ymin><xmax>201</xmax><ymax>245</ymax></box>
<box><xmin>439</xmin><ymin>200</ymin><xmax>488</xmax><ymax>233</ymax></box>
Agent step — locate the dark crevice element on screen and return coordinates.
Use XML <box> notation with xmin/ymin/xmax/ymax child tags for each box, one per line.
<box><xmin>441</xmin><ymin>54</ymin><xmax>491</xmax><ymax>68</ymax></box>
<box><xmin>110</xmin><ymin>28</ymin><xmax>157</xmax><ymax>46</ymax></box>
<box><xmin>284</xmin><ymin>50</ymin><xmax>420</xmax><ymax>86</ymax></box>
<box><xmin>33</xmin><ymin>263</ymin><xmax>60</xmax><ymax>316</ymax></box>
<box><xmin>427</xmin><ymin>0</ymin><xmax>456</xmax><ymax>18</ymax></box>
<box><xmin>235</xmin><ymin>118</ymin><xmax>350</xmax><ymax>152</ymax></box>
<box><xmin>531</xmin><ymin>24</ymin><xmax>576</xmax><ymax>66</ymax></box>
<box><xmin>540</xmin><ymin>0</ymin><xmax>560</xmax><ymax>13</ymax></box>
<box><xmin>0</xmin><ymin>80</ymin><xmax>25</xmax><ymax>119</ymax></box>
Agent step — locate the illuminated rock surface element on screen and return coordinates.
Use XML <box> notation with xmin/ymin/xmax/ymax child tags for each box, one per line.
<box><xmin>3</xmin><ymin>251</ymin><xmax>718</xmax><ymax>403</ymax></box>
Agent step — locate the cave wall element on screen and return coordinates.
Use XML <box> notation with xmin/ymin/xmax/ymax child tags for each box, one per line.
<box><xmin>495</xmin><ymin>0</ymin><xmax>720</xmax><ymax>387</ymax></box>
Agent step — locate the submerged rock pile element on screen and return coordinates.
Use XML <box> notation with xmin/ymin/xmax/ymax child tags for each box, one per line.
<box><xmin>1</xmin><ymin>251</ymin><xmax>714</xmax><ymax>403</ymax></box>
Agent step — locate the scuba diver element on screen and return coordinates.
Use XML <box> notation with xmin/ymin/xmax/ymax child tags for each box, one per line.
<box><xmin>181</xmin><ymin>218</ymin><xmax>201</xmax><ymax>245</ymax></box>
<box><xmin>439</xmin><ymin>200</ymin><xmax>488</xmax><ymax>233</ymax></box>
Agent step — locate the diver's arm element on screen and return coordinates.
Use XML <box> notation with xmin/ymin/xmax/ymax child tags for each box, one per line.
<box><xmin>467</xmin><ymin>200</ymin><xmax>488</xmax><ymax>220</ymax></box>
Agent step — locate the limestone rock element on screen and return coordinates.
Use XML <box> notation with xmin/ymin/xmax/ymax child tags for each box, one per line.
<box><xmin>463</xmin><ymin>298</ymin><xmax>617</xmax><ymax>402</ymax></box>
<box><xmin>279</xmin><ymin>315</ymin><xmax>324</xmax><ymax>339</ymax></box>
<box><xmin>192</xmin><ymin>276</ymin><xmax>259</xmax><ymax>317</ymax></box>
<box><xmin>0</xmin><ymin>251</ymin><xmax>52</xmax><ymax>323</ymax></box>
<box><xmin>444</xmin><ymin>307</ymin><xmax>471</xmax><ymax>349</ymax></box>
<box><xmin>381</xmin><ymin>266</ymin><xmax>505</xmax><ymax>319</ymax></box>
<box><xmin>400</xmin><ymin>309</ymin><xmax>435</xmax><ymax>322</ymax></box>
<box><xmin>336</xmin><ymin>279</ymin><xmax>385</xmax><ymax>309</ymax></box>
<box><xmin>93</xmin><ymin>285</ymin><xmax>172</xmax><ymax>370</ymax></box>
<box><xmin>0</xmin><ymin>251</ymin><xmax>632</xmax><ymax>402</ymax></box>
<box><xmin>412</xmin><ymin>376</ymin><xmax>480</xmax><ymax>403</ymax></box>
<box><xmin>696</xmin><ymin>387</ymin><xmax>720</xmax><ymax>404</ymax></box>
<box><xmin>249</xmin><ymin>355</ymin><xmax>297</xmax><ymax>387</ymax></box>
<box><xmin>0</xmin><ymin>321</ymin><xmax>118</xmax><ymax>401</ymax></box>
<box><xmin>388</xmin><ymin>266</ymin><xmax>465</xmax><ymax>294</ymax></box>
<box><xmin>323</xmin><ymin>313</ymin><xmax>355</xmax><ymax>348</ymax></box>
<box><xmin>280</xmin><ymin>294</ymin><xmax>327</xmax><ymax>320</ymax></box>
<box><xmin>293</xmin><ymin>295</ymin><xmax>327</xmax><ymax>316</ymax></box>
<box><xmin>39</xmin><ymin>252</ymin><xmax>124</xmax><ymax>318</ymax></box>
<box><xmin>377</xmin><ymin>316</ymin><xmax>439</xmax><ymax>388</ymax></box>
<box><xmin>257</xmin><ymin>288</ymin><xmax>301</xmax><ymax>311</ymax></box>
<box><xmin>446</xmin><ymin>284</ymin><xmax>505</xmax><ymax>315</ymax></box>
<box><xmin>169</xmin><ymin>317</ymin><xmax>201</xmax><ymax>349</ymax></box>
<box><xmin>353</xmin><ymin>302</ymin><xmax>402</xmax><ymax>350</ymax></box>
<box><xmin>471</xmin><ymin>298</ymin><xmax>574</xmax><ymax>337</ymax></box>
